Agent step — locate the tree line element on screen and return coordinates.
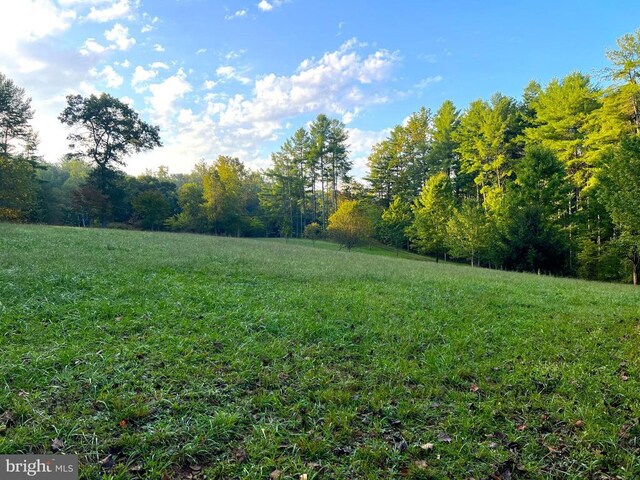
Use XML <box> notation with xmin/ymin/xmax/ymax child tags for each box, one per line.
<box><xmin>366</xmin><ymin>31</ymin><xmax>640</xmax><ymax>285</ymax></box>
<box><xmin>2</xmin><ymin>30</ymin><xmax>640</xmax><ymax>284</ymax></box>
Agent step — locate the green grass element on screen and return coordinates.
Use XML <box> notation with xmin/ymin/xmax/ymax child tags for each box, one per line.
<box><xmin>0</xmin><ymin>224</ymin><xmax>638</xmax><ymax>479</ymax></box>
<box><xmin>257</xmin><ymin>237</ymin><xmax>433</xmax><ymax>262</ymax></box>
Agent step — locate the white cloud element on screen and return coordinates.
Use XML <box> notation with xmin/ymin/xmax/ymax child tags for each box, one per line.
<box><xmin>148</xmin><ymin>68</ymin><xmax>192</xmax><ymax>124</ymax></box>
<box><xmin>98</xmin><ymin>65</ymin><xmax>124</xmax><ymax>88</ymax></box>
<box><xmin>141</xmin><ymin>24</ymin><xmax>154</xmax><ymax>33</ymax></box>
<box><xmin>216</xmin><ymin>65</ymin><xmax>251</xmax><ymax>84</ymax></box>
<box><xmin>216</xmin><ymin>65</ymin><xmax>235</xmax><ymax>77</ymax></box>
<box><xmin>225</xmin><ymin>9</ymin><xmax>247</xmax><ymax>20</ymax></box>
<box><xmin>17</xmin><ymin>57</ymin><xmax>47</xmax><ymax>74</ymax></box>
<box><xmin>347</xmin><ymin>127</ymin><xmax>391</xmax><ymax>154</ymax></box>
<box><xmin>58</xmin><ymin>0</ymin><xmax>113</xmax><ymax>5</ymax></box>
<box><xmin>79</xmin><ymin>80</ymin><xmax>99</xmax><ymax>96</ymax></box>
<box><xmin>131</xmin><ymin>65</ymin><xmax>157</xmax><ymax>91</ymax></box>
<box><xmin>119</xmin><ymin>59</ymin><xmax>131</xmax><ymax>68</ymax></box>
<box><xmin>256</xmin><ymin>0</ymin><xmax>285</xmax><ymax>12</ymax></box>
<box><xmin>0</xmin><ymin>1</ymin><xmax>148</xmax><ymax>167</ymax></box>
<box><xmin>0</xmin><ymin>1</ymin><xmax>76</xmax><ymax>55</ymax></box>
<box><xmin>341</xmin><ymin>108</ymin><xmax>360</xmax><ymax>124</ymax></box>
<box><xmin>224</xmin><ymin>49</ymin><xmax>245</xmax><ymax>60</ymax></box>
<box><xmin>217</xmin><ymin>38</ymin><xmax>399</xmax><ymax>133</ymax></box>
<box><xmin>125</xmin><ymin>38</ymin><xmax>399</xmax><ymax>175</ymax></box>
<box><xmin>104</xmin><ymin>23</ymin><xmax>136</xmax><ymax>50</ymax></box>
<box><xmin>153</xmin><ymin>43</ymin><xmax>165</xmax><ymax>52</ymax></box>
<box><xmin>415</xmin><ymin>75</ymin><xmax>443</xmax><ymax>89</ymax></box>
<box><xmin>196</xmin><ymin>48</ymin><xmax>207</xmax><ymax>55</ymax></box>
<box><xmin>149</xmin><ymin>61</ymin><xmax>169</xmax><ymax>69</ymax></box>
<box><xmin>86</xmin><ymin>0</ymin><xmax>131</xmax><ymax>22</ymax></box>
<box><xmin>79</xmin><ymin>37</ymin><xmax>107</xmax><ymax>55</ymax></box>
<box><xmin>80</xmin><ymin>23</ymin><xmax>137</xmax><ymax>55</ymax></box>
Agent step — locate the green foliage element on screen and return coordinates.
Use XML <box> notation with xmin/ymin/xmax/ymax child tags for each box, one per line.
<box><xmin>58</xmin><ymin>93</ymin><xmax>161</xmax><ymax>227</ymax></box>
<box><xmin>131</xmin><ymin>190</ymin><xmax>170</xmax><ymax>230</ymax></box>
<box><xmin>379</xmin><ymin>195</ymin><xmax>412</xmax><ymax>251</ymax></box>
<box><xmin>525</xmin><ymin>73</ymin><xmax>601</xmax><ymax>191</ymax></box>
<box><xmin>167</xmin><ymin>182</ymin><xmax>207</xmax><ymax>232</ymax></box>
<box><xmin>408</xmin><ymin>172</ymin><xmax>455</xmax><ymax>260</ymax></box>
<box><xmin>446</xmin><ymin>200</ymin><xmax>491</xmax><ymax>266</ymax></box>
<box><xmin>0</xmin><ymin>154</ymin><xmax>38</xmax><ymax>221</ymax></box>
<box><xmin>604</xmin><ymin>29</ymin><xmax>640</xmax><ymax>134</ymax></box>
<box><xmin>327</xmin><ymin>200</ymin><xmax>373</xmax><ymax>250</ymax></box>
<box><xmin>34</xmin><ymin>156</ymin><xmax>90</xmax><ymax>224</ymax></box>
<box><xmin>202</xmin><ymin>156</ymin><xmax>260</xmax><ymax>236</ymax></box>
<box><xmin>598</xmin><ymin>136</ymin><xmax>640</xmax><ymax>283</ymax></box>
<box><xmin>455</xmin><ymin>93</ymin><xmax>524</xmax><ymax>206</ymax></box>
<box><xmin>260</xmin><ymin>117</ymin><xmax>350</xmax><ymax>235</ymax></box>
<box><xmin>577</xmin><ymin>238</ymin><xmax>624</xmax><ymax>281</ymax></box>
<box><xmin>70</xmin><ymin>184</ymin><xmax>106</xmax><ymax>227</ymax></box>
<box><xmin>303</xmin><ymin>222</ymin><xmax>323</xmax><ymax>244</ymax></box>
<box><xmin>366</xmin><ymin>108</ymin><xmax>431</xmax><ymax>206</ymax></box>
<box><xmin>429</xmin><ymin>100</ymin><xmax>460</xmax><ymax>177</ymax></box>
<box><xmin>598</xmin><ymin>138</ymin><xmax>640</xmax><ymax>232</ymax></box>
<box><xmin>499</xmin><ymin>146</ymin><xmax>570</xmax><ymax>273</ymax></box>
<box><xmin>58</xmin><ymin>93</ymin><xmax>161</xmax><ymax>170</ymax></box>
<box><xmin>0</xmin><ymin>72</ymin><xmax>34</xmax><ymax>155</ymax></box>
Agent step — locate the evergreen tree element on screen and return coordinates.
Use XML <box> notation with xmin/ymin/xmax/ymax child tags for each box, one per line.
<box><xmin>525</xmin><ymin>73</ymin><xmax>601</xmax><ymax>192</ymax></box>
<box><xmin>0</xmin><ymin>73</ymin><xmax>34</xmax><ymax>155</ymax></box>
<box><xmin>455</xmin><ymin>94</ymin><xmax>524</xmax><ymax>210</ymax></box>
<box><xmin>446</xmin><ymin>200</ymin><xmax>491</xmax><ymax>267</ymax></box>
<box><xmin>379</xmin><ymin>195</ymin><xmax>412</xmax><ymax>253</ymax></box>
<box><xmin>500</xmin><ymin>146</ymin><xmax>570</xmax><ymax>273</ymax></box>
<box><xmin>597</xmin><ymin>136</ymin><xmax>640</xmax><ymax>285</ymax></box>
<box><xmin>430</xmin><ymin>101</ymin><xmax>459</xmax><ymax>174</ymax></box>
<box><xmin>408</xmin><ymin>172</ymin><xmax>455</xmax><ymax>261</ymax></box>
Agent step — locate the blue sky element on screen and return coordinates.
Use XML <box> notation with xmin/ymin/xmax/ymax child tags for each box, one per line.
<box><xmin>2</xmin><ymin>1</ymin><xmax>640</xmax><ymax>177</ymax></box>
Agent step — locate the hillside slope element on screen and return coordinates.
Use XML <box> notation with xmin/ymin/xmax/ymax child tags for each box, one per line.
<box><xmin>0</xmin><ymin>224</ymin><xmax>638</xmax><ymax>479</ymax></box>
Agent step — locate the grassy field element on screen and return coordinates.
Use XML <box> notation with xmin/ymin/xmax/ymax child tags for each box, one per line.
<box><xmin>256</xmin><ymin>237</ymin><xmax>433</xmax><ymax>262</ymax></box>
<box><xmin>0</xmin><ymin>224</ymin><xmax>638</xmax><ymax>479</ymax></box>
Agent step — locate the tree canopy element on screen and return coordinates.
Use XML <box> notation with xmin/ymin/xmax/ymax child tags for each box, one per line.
<box><xmin>0</xmin><ymin>72</ymin><xmax>34</xmax><ymax>155</ymax></box>
<box><xmin>58</xmin><ymin>93</ymin><xmax>161</xmax><ymax>226</ymax></box>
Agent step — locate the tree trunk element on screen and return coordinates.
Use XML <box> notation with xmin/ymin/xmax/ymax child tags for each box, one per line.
<box><xmin>633</xmin><ymin>93</ymin><xmax>640</xmax><ymax>134</ymax></box>
<box><xmin>98</xmin><ymin>164</ymin><xmax>108</xmax><ymax>228</ymax></box>
<box><xmin>630</xmin><ymin>244</ymin><xmax>639</xmax><ymax>286</ymax></box>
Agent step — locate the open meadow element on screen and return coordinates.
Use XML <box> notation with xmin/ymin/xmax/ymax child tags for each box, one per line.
<box><xmin>1</xmin><ymin>224</ymin><xmax>639</xmax><ymax>479</ymax></box>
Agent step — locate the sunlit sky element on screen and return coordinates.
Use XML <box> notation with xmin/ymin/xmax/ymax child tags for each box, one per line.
<box><xmin>2</xmin><ymin>0</ymin><xmax>640</xmax><ymax>177</ymax></box>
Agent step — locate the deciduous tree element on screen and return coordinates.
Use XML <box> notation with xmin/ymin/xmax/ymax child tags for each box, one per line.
<box><xmin>327</xmin><ymin>200</ymin><xmax>373</xmax><ymax>251</ymax></box>
<box><xmin>59</xmin><ymin>93</ymin><xmax>161</xmax><ymax>227</ymax></box>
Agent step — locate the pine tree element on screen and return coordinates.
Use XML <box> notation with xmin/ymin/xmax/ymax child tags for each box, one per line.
<box><xmin>408</xmin><ymin>172</ymin><xmax>455</xmax><ymax>261</ymax></box>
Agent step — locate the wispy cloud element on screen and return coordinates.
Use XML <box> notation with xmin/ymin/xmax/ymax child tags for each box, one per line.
<box><xmin>414</xmin><ymin>75</ymin><xmax>443</xmax><ymax>89</ymax></box>
<box><xmin>225</xmin><ymin>9</ymin><xmax>247</xmax><ymax>20</ymax></box>
<box><xmin>85</xmin><ymin>0</ymin><xmax>132</xmax><ymax>23</ymax></box>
